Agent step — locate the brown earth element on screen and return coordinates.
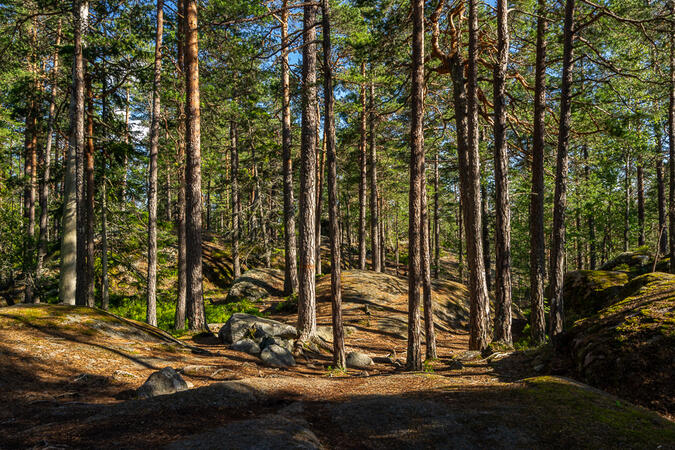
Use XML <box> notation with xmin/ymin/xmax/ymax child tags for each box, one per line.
<box><xmin>0</xmin><ymin>269</ymin><xmax>673</xmax><ymax>448</ymax></box>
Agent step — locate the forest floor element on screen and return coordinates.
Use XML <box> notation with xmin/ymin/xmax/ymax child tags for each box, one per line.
<box><xmin>1</xmin><ymin>267</ymin><xmax>674</xmax><ymax>448</ymax></box>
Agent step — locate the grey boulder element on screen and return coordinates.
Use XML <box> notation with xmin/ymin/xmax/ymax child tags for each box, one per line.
<box><xmin>231</xmin><ymin>338</ymin><xmax>261</xmax><ymax>355</ymax></box>
<box><xmin>137</xmin><ymin>367</ymin><xmax>188</xmax><ymax>399</ymax></box>
<box><xmin>219</xmin><ymin>313</ymin><xmax>297</xmax><ymax>345</ymax></box>
<box><xmin>346</xmin><ymin>352</ymin><xmax>374</xmax><ymax>369</ymax></box>
<box><xmin>260</xmin><ymin>344</ymin><xmax>296</xmax><ymax>368</ymax></box>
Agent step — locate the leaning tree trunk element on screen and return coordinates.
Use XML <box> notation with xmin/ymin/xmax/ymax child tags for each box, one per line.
<box><xmin>184</xmin><ymin>0</ymin><xmax>206</xmax><ymax>331</ymax></box>
<box><xmin>60</xmin><ymin>0</ymin><xmax>88</xmax><ymax>305</ymax></box>
<box><xmin>316</xmin><ymin>132</ymin><xmax>325</xmax><ymax>275</ymax></box>
<box><xmin>146</xmin><ymin>0</ymin><xmax>163</xmax><ymax>327</ymax></box>
<box><xmin>358</xmin><ymin>63</ymin><xmax>368</xmax><ymax>271</ymax></box>
<box><xmin>529</xmin><ymin>0</ymin><xmax>547</xmax><ymax>345</ymax></box>
<box><xmin>492</xmin><ymin>0</ymin><xmax>512</xmax><ymax>345</ymax></box>
<box><xmin>296</xmin><ymin>1</ymin><xmax>319</xmax><ymax>343</ymax></box>
<box><xmin>407</xmin><ymin>0</ymin><xmax>425</xmax><ymax>371</ymax></box>
<box><xmin>322</xmin><ymin>0</ymin><xmax>346</xmax><ymax>368</ymax></box>
<box><xmin>550</xmin><ymin>0</ymin><xmax>576</xmax><ymax>338</ymax></box>
<box><xmin>280</xmin><ymin>0</ymin><xmax>298</xmax><ymax>295</ymax></box>
<box><xmin>369</xmin><ymin>82</ymin><xmax>381</xmax><ymax>272</ymax></box>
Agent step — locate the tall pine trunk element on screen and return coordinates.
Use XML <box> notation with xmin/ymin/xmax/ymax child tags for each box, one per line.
<box><xmin>174</xmin><ymin>0</ymin><xmax>187</xmax><ymax>329</ymax></box>
<box><xmin>637</xmin><ymin>158</ymin><xmax>644</xmax><ymax>247</ymax></box>
<box><xmin>358</xmin><ymin>63</ymin><xmax>368</xmax><ymax>271</ymax></box>
<box><xmin>84</xmin><ymin>76</ymin><xmax>95</xmax><ymax>308</ymax></box>
<box><xmin>669</xmin><ymin>0</ymin><xmax>675</xmax><ymax>273</ymax></box>
<box><xmin>421</xmin><ymin>166</ymin><xmax>437</xmax><ymax>359</ymax></box>
<box><xmin>37</xmin><ymin>20</ymin><xmax>62</xmax><ymax>295</ymax></box>
<box><xmin>281</xmin><ymin>0</ymin><xmax>298</xmax><ymax>295</ymax></box>
<box><xmin>184</xmin><ymin>0</ymin><xmax>206</xmax><ymax>331</ymax></box>
<box><xmin>146</xmin><ymin>0</ymin><xmax>163</xmax><ymax>327</ymax></box>
<box><xmin>407</xmin><ymin>0</ymin><xmax>425</xmax><ymax>371</ymax></box>
<box><xmin>433</xmin><ymin>150</ymin><xmax>440</xmax><ymax>279</ymax></box>
<box><xmin>456</xmin><ymin>0</ymin><xmax>491</xmax><ymax>351</ymax></box>
<box><xmin>550</xmin><ymin>0</ymin><xmax>576</xmax><ymax>337</ymax></box>
<box><xmin>493</xmin><ymin>0</ymin><xmax>512</xmax><ymax>344</ymax></box>
<box><xmin>529</xmin><ymin>0</ymin><xmax>547</xmax><ymax>345</ymax></box>
<box><xmin>297</xmin><ymin>2</ymin><xmax>319</xmax><ymax>343</ymax></box>
<box><xmin>322</xmin><ymin>0</ymin><xmax>345</xmax><ymax>368</ymax></box>
<box><xmin>60</xmin><ymin>0</ymin><xmax>88</xmax><ymax>305</ymax></box>
<box><xmin>369</xmin><ymin>82</ymin><xmax>381</xmax><ymax>272</ymax></box>
<box><xmin>231</xmin><ymin>121</ymin><xmax>241</xmax><ymax>279</ymax></box>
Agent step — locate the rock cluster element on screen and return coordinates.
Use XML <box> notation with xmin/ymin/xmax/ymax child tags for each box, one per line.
<box><xmin>222</xmin><ymin>313</ymin><xmax>297</xmax><ymax>368</ymax></box>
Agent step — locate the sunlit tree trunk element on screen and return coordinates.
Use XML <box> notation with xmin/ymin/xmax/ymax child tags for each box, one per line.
<box><xmin>60</xmin><ymin>0</ymin><xmax>88</xmax><ymax>305</ymax></box>
<box><xmin>230</xmin><ymin>121</ymin><xmax>241</xmax><ymax>279</ymax></box>
<box><xmin>84</xmin><ymin>75</ymin><xmax>95</xmax><ymax>308</ymax></box>
<box><xmin>174</xmin><ymin>0</ymin><xmax>187</xmax><ymax>329</ymax></box>
<box><xmin>297</xmin><ymin>1</ymin><xmax>318</xmax><ymax>343</ymax></box>
<box><xmin>492</xmin><ymin>0</ymin><xmax>512</xmax><ymax>344</ymax></box>
<box><xmin>184</xmin><ymin>0</ymin><xmax>206</xmax><ymax>331</ymax></box>
<box><xmin>407</xmin><ymin>0</ymin><xmax>425</xmax><ymax>371</ymax></box>
<box><xmin>358</xmin><ymin>63</ymin><xmax>367</xmax><ymax>271</ymax></box>
<box><xmin>147</xmin><ymin>0</ymin><xmax>163</xmax><ymax>326</ymax></box>
<box><xmin>369</xmin><ymin>82</ymin><xmax>381</xmax><ymax>272</ymax></box>
<box><xmin>280</xmin><ymin>0</ymin><xmax>298</xmax><ymax>295</ymax></box>
<box><xmin>322</xmin><ymin>0</ymin><xmax>345</xmax><ymax>368</ymax></box>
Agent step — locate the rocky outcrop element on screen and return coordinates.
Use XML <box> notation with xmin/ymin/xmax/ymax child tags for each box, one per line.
<box><xmin>224</xmin><ymin>268</ymin><xmax>284</xmax><ymax>303</ymax></box>
<box><xmin>559</xmin><ymin>272</ymin><xmax>675</xmax><ymax>415</ymax></box>
<box><xmin>562</xmin><ymin>270</ymin><xmax>628</xmax><ymax>324</ymax></box>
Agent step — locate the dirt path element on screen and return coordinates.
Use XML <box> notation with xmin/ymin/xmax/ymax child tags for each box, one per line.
<box><xmin>0</xmin><ymin>277</ymin><xmax>673</xmax><ymax>448</ymax></box>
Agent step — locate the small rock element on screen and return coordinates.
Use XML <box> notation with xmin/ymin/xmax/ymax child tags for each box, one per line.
<box><xmin>181</xmin><ymin>365</ymin><xmax>215</xmax><ymax>376</ymax></box>
<box><xmin>260</xmin><ymin>344</ymin><xmax>296</xmax><ymax>368</ymax></box>
<box><xmin>260</xmin><ymin>335</ymin><xmax>293</xmax><ymax>353</ymax></box>
<box><xmin>346</xmin><ymin>352</ymin><xmax>374</xmax><ymax>369</ymax></box>
<box><xmin>112</xmin><ymin>370</ymin><xmax>138</xmax><ymax>381</ymax></box>
<box><xmin>231</xmin><ymin>338</ymin><xmax>261</xmax><ymax>355</ymax></box>
<box><xmin>534</xmin><ymin>364</ymin><xmax>545</xmax><ymax>372</ymax></box>
<box><xmin>454</xmin><ymin>350</ymin><xmax>481</xmax><ymax>362</ymax></box>
<box><xmin>137</xmin><ymin>367</ymin><xmax>188</xmax><ymax>399</ymax></box>
<box><xmin>447</xmin><ymin>360</ymin><xmax>464</xmax><ymax>370</ymax></box>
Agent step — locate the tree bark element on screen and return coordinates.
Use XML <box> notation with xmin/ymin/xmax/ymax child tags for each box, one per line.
<box><xmin>296</xmin><ymin>2</ymin><xmax>318</xmax><ymax>343</ymax></box>
<box><xmin>101</xmin><ymin>79</ymin><xmax>110</xmax><ymax>310</ymax></box>
<box><xmin>624</xmin><ymin>153</ymin><xmax>631</xmax><ymax>252</ymax></box>
<box><xmin>174</xmin><ymin>0</ymin><xmax>187</xmax><ymax>329</ymax></box>
<box><xmin>60</xmin><ymin>0</ymin><xmax>88</xmax><ymax>305</ymax></box>
<box><xmin>458</xmin><ymin>0</ymin><xmax>491</xmax><ymax>351</ymax></box>
<box><xmin>433</xmin><ymin>150</ymin><xmax>440</xmax><ymax>279</ymax></box>
<box><xmin>407</xmin><ymin>0</ymin><xmax>424</xmax><ymax>371</ymax></box>
<box><xmin>481</xmin><ymin>183</ymin><xmax>491</xmax><ymax>289</ymax></box>
<box><xmin>23</xmin><ymin>29</ymin><xmax>38</xmax><ymax>304</ymax></box>
<box><xmin>550</xmin><ymin>0</ymin><xmax>576</xmax><ymax>338</ymax></box>
<box><xmin>637</xmin><ymin>158</ymin><xmax>644</xmax><ymax>247</ymax></box>
<box><xmin>358</xmin><ymin>63</ymin><xmax>367</xmax><ymax>271</ymax></box>
<box><xmin>583</xmin><ymin>146</ymin><xmax>596</xmax><ymax>269</ymax></box>
<box><xmin>421</xmin><ymin>165</ymin><xmax>437</xmax><ymax>359</ymax></box>
<box><xmin>316</xmin><ymin>131</ymin><xmax>325</xmax><ymax>275</ymax></box>
<box><xmin>147</xmin><ymin>0</ymin><xmax>163</xmax><ymax>327</ymax></box>
<box><xmin>230</xmin><ymin>121</ymin><xmax>241</xmax><ymax>279</ymax></box>
<box><xmin>492</xmin><ymin>0</ymin><xmax>512</xmax><ymax>345</ymax></box>
<box><xmin>529</xmin><ymin>0</ymin><xmax>547</xmax><ymax>345</ymax></box>
<box><xmin>184</xmin><ymin>0</ymin><xmax>206</xmax><ymax>331</ymax></box>
<box><xmin>670</xmin><ymin>1</ymin><xmax>675</xmax><ymax>273</ymax></box>
<box><xmin>321</xmin><ymin>0</ymin><xmax>345</xmax><ymax>368</ymax></box>
<box><xmin>281</xmin><ymin>0</ymin><xmax>298</xmax><ymax>295</ymax></box>
<box><xmin>37</xmin><ymin>19</ymin><xmax>61</xmax><ymax>296</ymax></box>
<box><xmin>369</xmin><ymin>82</ymin><xmax>381</xmax><ymax>272</ymax></box>
<box><xmin>84</xmin><ymin>75</ymin><xmax>95</xmax><ymax>308</ymax></box>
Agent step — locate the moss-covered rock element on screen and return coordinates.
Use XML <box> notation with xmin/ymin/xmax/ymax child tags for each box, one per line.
<box><xmin>560</xmin><ymin>271</ymin><xmax>675</xmax><ymax>415</ymax></box>
<box><xmin>222</xmin><ymin>268</ymin><xmax>284</xmax><ymax>304</ymax></box>
<box><xmin>562</xmin><ymin>270</ymin><xmax>629</xmax><ymax>324</ymax></box>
